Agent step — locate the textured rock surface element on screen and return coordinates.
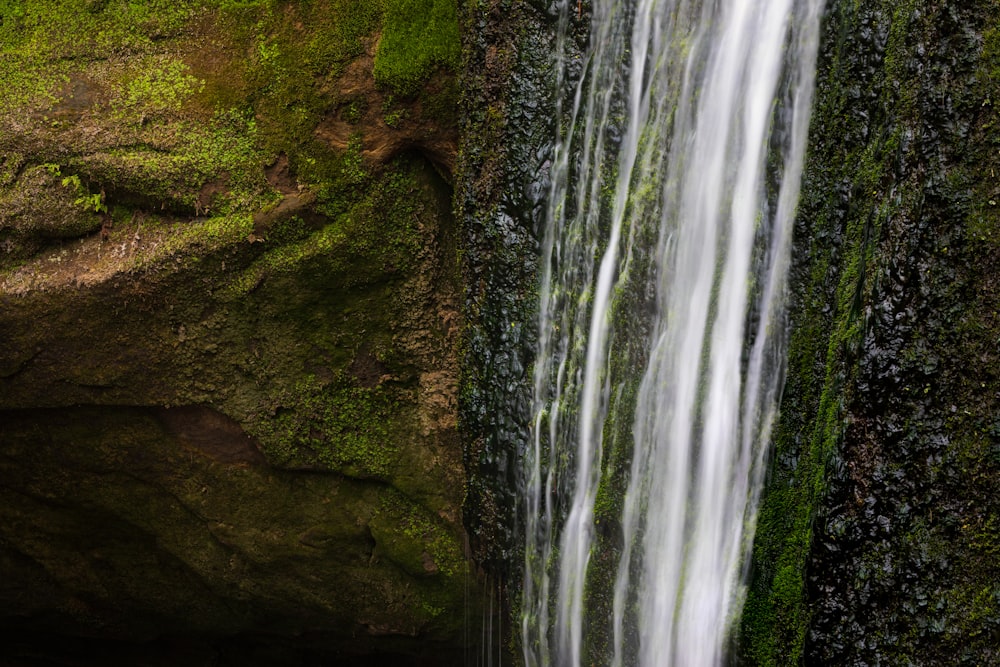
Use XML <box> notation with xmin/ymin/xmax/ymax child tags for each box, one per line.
<box><xmin>455</xmin><ymin>0</ymin><xmax>556</xmax><ymax>576</ymax></box>
<box><xmin>743</xmin><ymin>0</ymin><xmax>1000</xmax><ymax>663</ymax></box>
<box><xmin>455</xmin><ymin>0</ymin><xmax>1000</xmax><ymax>663</ymax></box>
<box><xmin>0</xmin><ymin>1</ymin><xmax>475</xmax><ymax>663</ymax></box>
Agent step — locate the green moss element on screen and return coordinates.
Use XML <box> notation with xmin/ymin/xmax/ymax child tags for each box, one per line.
<box><xmin>373</xmin><ymin>0</ymin><xmax>461</xmax><ymax>96</ymax></box>
<box><xmin>0</xmin><ymin>0</ymin><xmax>198</xmax><ymax>112</ymax></box>
<box><xmin>741</xmin><ymin>164</ymin><xmax>879</xmax><ymax>664</ymax></box>
<box><xmin>739</xmin><ymin>1</ymin><xmax>907</xmax><ymax>659</ymax></box>
<box><xmin>882</xmin><ymin>0</ymin><xmax>920</xmax><ymax>111</ymax></box>
<box><xmin>153</xmin><ymin>212</ymin><xmax>254</xmax><ymax>260</ymax></box>
<box><xmin>339</xmin><ymin>133</ymin><xmax>367</xmax><ymax>186</ymax></box>
<box><xmin>116</xmin><ymin>57</ymin><xmax>204</xmax><ymax>117</ymax></box>
<box><xmin>1</xmin><ymin>2</ymin><xmax>276</xmax><ymax>241</ymax></box>
<box><xmin>89</xmin><ymin>106</ymin><xmax>267</xmax><ymax>203</ymax></box>
<box><xmin>744</xmin><ymin>1</ymin><xmax>1000</xmax><ymax>662</ymax></box>
<box><xmin>371</xmin><ymin>488</ymin><xmax>466</xmax><ymax>579</ymax></box>
<box><xmin>365</xmin><ymin>488</ymin><xmax>473</xmax><ymax>635</ymax></box>
<box><xmin>232</xmin><ymin>0</ymin><xmax>381</xmax><ymax>155</ymax></box>
<box><xmin>0</xmin><ymin>165</ymin><xmax>102</xmax><ymax>241</ymax></box>
<box><xmin>226</xmin><ymin>156</ymin><xmax>426</xmax><ymax>296</ymax></box>
<box><xmin>0</xmin><ymin>0</ymin><xmax>428</xmax><ymax>226</ymax></box>
<box><xmin>967</xmin><ymin>23</ymin><xmax>1000</xmax><ymax>242</ymax></box>
<box><xmin>252</xmin><ymin>373</ymin><xmax>398</xmax><ymax>478</ymax></box>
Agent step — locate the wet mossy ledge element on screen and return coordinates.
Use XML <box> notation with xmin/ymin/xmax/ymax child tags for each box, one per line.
<box><xmin>0</xmin><ymin>0</ymin><xmax>475</xmax><ymax>663</ymax></box>
<box><xmin>741</xmin><ymin>0</ymin><xmax>1000</xmax><ymax>664</ymax></box>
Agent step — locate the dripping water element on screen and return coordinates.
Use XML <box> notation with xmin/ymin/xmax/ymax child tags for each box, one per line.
<box><xmin>521</xmin><ymin>0</ymin><xmax>824</xmax><ymax>664</ymax></box>
<box><xmin>476</xmin><ymin>575</ymin><xmax>508</xmax><ymax>667</ymax></box>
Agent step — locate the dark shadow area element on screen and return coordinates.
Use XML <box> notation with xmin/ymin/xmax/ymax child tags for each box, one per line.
<box><xmin>0</xmin><ymin>629</ymin><xmax>466</xmax><ymax>666</ymax></box>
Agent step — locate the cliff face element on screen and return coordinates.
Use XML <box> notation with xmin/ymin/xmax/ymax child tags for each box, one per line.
<box><xmin>458</xmin><ymin>0</ymin><xmax>1000</xmax><ymax>663</ymax></box>
<box><xmin>6</xmin><ymin>0</ymin><xmax>999</xmax><ymax>663</ymax></box>
<box><xmin>455</xmin><ymin>0</ymin><xmax>558</xmax><ymax>576</ymax></box>
<box><xmin>0</xmin><ymin>1</ymin><xmax>473</xmax><ymax>663</ymax></box>
<box><xmin>743</xmin><ymin>0</ymin><xmax>1000</xmax><ymax>663</ymax></box>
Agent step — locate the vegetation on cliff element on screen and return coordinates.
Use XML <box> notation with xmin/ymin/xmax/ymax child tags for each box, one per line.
<box><xmin>0</xmin><ymin>0</ymin><xmax>474</xmax><ymax>661</ymax></box>
<box><xmin>742</xmin><ymin>1</ymin><xmax>1000</xmax><ymax>663</ymax></box>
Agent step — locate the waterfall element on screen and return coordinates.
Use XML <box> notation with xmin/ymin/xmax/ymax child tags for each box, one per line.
<box><xmin>521</xmin><ymin>0</ymin><xmax>824</xmax><ymax>665</ymax></box>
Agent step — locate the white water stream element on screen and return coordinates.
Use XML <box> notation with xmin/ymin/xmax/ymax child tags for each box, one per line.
<box><xmin>522</xmin><ymin>0</ymin><xmax>823</xmax><ymax>665</ymax></box>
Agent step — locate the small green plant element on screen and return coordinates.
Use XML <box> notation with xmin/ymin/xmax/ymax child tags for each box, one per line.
<box><xmin>118</xmin><ymin>57</ymin><xmax>204</xmax><ymax>117</ymax></box>
<box><xmin>76</xmin><ymin>191</ymin><xmax>107</xmax><ymax>214</ymax></box>
<box><xmin>61</xmin><ymin>174</ymin><xmax>107</xmax><ymax>214</ymax></box>
<box><xmin>383</xmin><ymin>108</ymin><xmax>404</xmax><ymax>127</ymax></box>
<box><xmin>340</xmin><ymin>134</ymin><xmax>366</xmax><ymax>185</ymax></box>
<box><xmin>381</xmin><ymin>95</ymin><xmax>407</xmax><ymax>127</ymax></box>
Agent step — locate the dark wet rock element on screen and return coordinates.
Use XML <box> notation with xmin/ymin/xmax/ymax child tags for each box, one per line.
<box><xmin>742</xmin><ymin>0</ymin><xmax>1000</xmax><ymax>664</ymax></box>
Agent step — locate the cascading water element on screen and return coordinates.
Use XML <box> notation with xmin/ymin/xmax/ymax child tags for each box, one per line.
<box><xmin>521</xmin><ymin>0</ymin><xmax>823</xmax><ymax>665</ymax></box>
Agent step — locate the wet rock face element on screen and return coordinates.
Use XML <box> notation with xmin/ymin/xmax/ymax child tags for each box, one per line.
<box><xmin>0</xmin><ymin>0</ymin><xmax>473</xmax><ymax>663</ymax></box>
<box><xmin>454</xmin><ymin>0</ymin><xmax>593</xmax><ymax>578</ymax></box>
<box><xmin>804</xmin><ymin>2</ymin><xmax>1000</xmax><ymax>662</ymax></box>
<box><xmin>744</xmin><ymin>0</ymin><xmax>1000</xmax><ymax>663</ymax></box>
<box><xmin>456</xmin><ymin>0</ymin><xmax>561</xmax><ymax>575</ymax></box>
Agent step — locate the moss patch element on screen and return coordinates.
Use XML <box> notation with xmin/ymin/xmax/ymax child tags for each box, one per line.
<box><xmin>254</xmin><ymin>373</ymin><xmax>399</xmax><ymax>478</ymax></box>
<box><xmin>374</xmin><ymin>0</ymin><xmax>461</xmax><ymax>96</ymax></box>
<box><xmin>0</xmin><ymin>0</ymin><xmax>459</xmax><ymax>276</ymax></box>
<box><xmin>371</xmin><ymin>488</ymin><xmax>467</xmax><ymax>579</ymax></box>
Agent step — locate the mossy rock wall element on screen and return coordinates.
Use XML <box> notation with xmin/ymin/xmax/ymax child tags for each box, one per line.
<box><xmin>742</xmin><ymin>0</ymin><xmax>1000</xmax><ymax>663</ymax></box>
<box><xmin>455</xmin><ymin>0</ymin><xmax>560</xmax><ymax>575</ymax></box>
<box><xmin>0</xmin><ymin>0</ymin><xmax>477</xmax><ymax>663</ymax></box>
<box><xmin>455</xmin><ymin>0</ymin><xmax>1000</xmax><ymax>663</ymax></box>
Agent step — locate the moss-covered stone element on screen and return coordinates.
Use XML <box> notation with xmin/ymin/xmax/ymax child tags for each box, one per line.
<box><xmin>374</xmin><ymin>0</ymin><xmax>461</xmax><ymax>96</ymax></box>
<box><xmin>0</xmin><ymin>164</ymin><xmax>104</xmax><ymax>257</ymax></box>
<box><xmin>0</xmin><ymin>0</ymin><xmax>474</xmax><ymax>661</ymax></box>
<box><xmin>741</xmin><ymin>0</ymin><xmax>1000</xmax><ymax>663</ymax></box>
<box><xmin>0</xmin><ymin>407</ymin><xmax>469</xmax><ymax>654</ymax></box>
